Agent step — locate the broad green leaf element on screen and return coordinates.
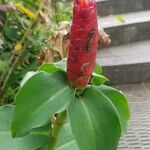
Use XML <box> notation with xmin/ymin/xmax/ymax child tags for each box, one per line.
<box><xmin>39</xmin><ymin>58</ymin><xmax>67</xmax><ymax>73</ymax></box>
<box><xmin>91</xmin><ymin>72</ymin><xmax>108</xmax><ymax>85</ymax></box>
<box><xmin>39</xmin><ymin>60</ymin><xmax>105</xmax><ymax>86</ymax></box>
<box><xmin>54</xmin><ymin>58</ymin><xmax>67</xmax><ymax>71</ymax></box>
<box><xmin>40</xmin><ymin>145</ymin><xmax>49</xmax><ymax>150</ymax></box>
<box><xmin>96</xmin><ymin>85</ymin><xmax>130</xmax><ymax>134</ymax></box>
<box><xmin>20</xmin><ymin>71</ymin><xmax>36</xmax><ymax>87</ymax></box>
<box><xmin>68</xmin><ymin>88</ymin><xmax>121</xmax><ymax>150</ymax></box>
<box><xmin>0</xmin><ymin>105</ymin><xmax>49</xmax><ymax>150</ymax></box>
<box><xmin>56</xmin><ymin>123</ymin><xmax>78</xmax><ymax>150</ymax></box>
<box><xmin>38</xmin><ymin>63</ymin><xmax>63</xmax><ymax>73</ymax></box>
<box><xmin>11</xmin><ymin>71</ymin><xmax>74</xmax><ymax>137</ymax></box>
<box><xmin>94</xmin><ymin>63</ymin><xmax>102</xmax><ymax>74</ymax></box>
<box><xmin>92</xmin><ymin>63</ymin><xmax>106</xmax><ymax>85</ymax></box>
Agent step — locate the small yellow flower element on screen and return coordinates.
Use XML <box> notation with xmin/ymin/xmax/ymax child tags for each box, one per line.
<box><xmin>14</xmin><ymin>42</ymin><xmax>22</xmax><ymax>54</ymax></box>
<box><xmin>15</xmin><ymin>4</ymin><xmax>36</xmax><ymax>20</ymax></box>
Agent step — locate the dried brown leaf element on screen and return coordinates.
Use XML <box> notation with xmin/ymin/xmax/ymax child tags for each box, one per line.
<box><xmin>37</xmin><ymin>48</ymin><xmax>53</xmax><ymax>65</ymax></box>
<box><xmin>0</xmin><ymin>3</ymin><xmax>15</xmax><ymax>12</ymax></box>
<box><xmin>50</xmin><ymin>21</ymin><xmax>70</xmax><ymax>59</ymax></box>
<box><xmin>98</xmin><ymin>27</ymin><xmax>111</xmax><ymax>47</ymax></box>
<box><xmin>37</xmin><ymin>21</ymin><xmax>111</xmax><ymax>64</ymax></box>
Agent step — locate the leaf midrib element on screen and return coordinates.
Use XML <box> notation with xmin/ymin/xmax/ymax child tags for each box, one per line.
<box><xmin>56</xmin><ymin>140</ymin><xmax>76</xmax><ymax>150</ymax></box>
<box><xmin>80</xmin><ymin>98</ymin><xmax>97</xmax><ymax>149</ymax></box>
<box><xmin>29</xmin><ymin>86</ymin><xmax>70</xmax><ymax>122</ymax></box>
<box><xmin>15</xmin><ymin>86</ymin><xmax>71</xmax><ymax>135</ymax></box>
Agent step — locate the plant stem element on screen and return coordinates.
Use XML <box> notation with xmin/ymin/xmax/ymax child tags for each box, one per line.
<box><xmin>52</xmin><ymin>0</ymin><xmax>59</xmax><ymax>26</ymax></box>
<box><xmin>48</xmin><ymin>111</ymin><xmax>67</xmax><ymax>150</ymax></box>
<box><xmin>0</xmin><ymin>54</ymin><xmax>20</xmax><ymax>104</ymax></box>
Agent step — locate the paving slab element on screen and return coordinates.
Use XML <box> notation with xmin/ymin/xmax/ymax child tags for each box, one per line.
<box><xmin>115</xmin><ymin>83</ymin><xmax>150</xmax><ymax>150</ymax></box>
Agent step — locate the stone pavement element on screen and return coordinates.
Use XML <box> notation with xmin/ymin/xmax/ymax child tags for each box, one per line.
<box><xmin>115</xmin><ymin>83</ymin><xmax>150</xmax><ymax>150</ymax></box>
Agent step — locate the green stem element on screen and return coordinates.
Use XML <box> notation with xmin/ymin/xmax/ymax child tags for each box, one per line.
<box><xmin>52</xmin><ymin>0</ymin><xmax>59</xmax><ymax>26</ymax></box>
<box><xmin>0</xmin><ymin>55</ymin><xmax>20</xmax><ymax>104</ymax></box>
<box><xmin>48</xmin><ymin>111</ymin><xmax>67</xmax><ymax>150</ymax></box>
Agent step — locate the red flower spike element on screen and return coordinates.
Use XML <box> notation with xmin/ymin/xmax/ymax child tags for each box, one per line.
<box><xmin>67</xmin><ymin>0</ymin><xmax>99</xmax><ymax>89</ymax></box>
<box><xmin>79</xmin><ymin>0</ymin><xmax>89</xmax><ymax>8</ymax></box>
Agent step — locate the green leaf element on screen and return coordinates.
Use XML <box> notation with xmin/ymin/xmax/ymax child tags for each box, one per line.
<box><xmin>39</xmin><ymin>59</ymin><xmax>101</xmax><ymax>76</ymax></box>
<box><xmin>0</xmin><ymin>59</ymin><xmax>7</xmax><ymax>72</ymax></box>
<box><xmin>56</xmin><ymin>123</ymin><xmax>78</xmax><ymax>150</ymax></box>
<box><xmin>38</xmin><ymin>63</ymin><xmax>63</xmax><ymax>73</ymax></box>
<box><xmin>39</xmin><ymin>58</ymin><xmax>67</xmax><ymax>73</ymax></box>
<box><xmin>20</xmin><ymin>71</ymin><xmax>36</xmax><ymax>87</ymax></box>
<box><xmin>0</xmin><ymin>105</ymin><xmax>49</xmax><ymax>150</ymax></box>
<box><xmin>4</xmin><ymin>26</ymin><xmax>18</xmax><ymax>41</ymax></box>
<box><xmin>116</xmin><ymin>15</ymin><xmax>125</xmax><ymax>23</ymax></box>
<box><xmin>54</xmin><ymin>58</ymin><xmax>67</xmax><ymax>71</ymax></box>
<box><xmin>91</xmin><ymin>72</ymin><xmax>108</xmax><ymax>85</ymax></box>
<box><xmin>68</xmin><ymin>88</ymin><xmax>121</xmax><ymax>150</ymax></box>
<box><xmin>40</xmin><ymin>145</ymin><xmax>49</xmax><ymax>150</ymax></box>
<box><xmin>94</xmin><ymin>63</ymin><xmax>102</xmax><ymax>74</ymax></box>
<box><xmin>11</xmin><ymin>71</ymin><xmax>74</xmax><ymax>137</ymax></box>
<box><xmin>96</xmin><ymin>85</ymin><xmax>130</xmax><ymax>134</ymax></box>
<box><xmin>91</xmin><ymin>63</ymin><xmax>107</xmax><ymax>85</ymax></box>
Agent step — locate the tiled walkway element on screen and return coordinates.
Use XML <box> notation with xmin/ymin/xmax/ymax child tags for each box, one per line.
<box><xmin>116</xmin><ymin>83</ymin><xmax>150</xmax><ymax>150</ymax></box>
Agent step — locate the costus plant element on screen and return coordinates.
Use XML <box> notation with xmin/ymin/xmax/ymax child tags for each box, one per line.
<box><xmin>0</xmin><ymin>0</ymin><xmax>130</xmax><ymax>150</ymax></box>
<box><xmin>67</xmin><ymin>0</ymin><xmax>98</xmax><ymax>88</ymax></box>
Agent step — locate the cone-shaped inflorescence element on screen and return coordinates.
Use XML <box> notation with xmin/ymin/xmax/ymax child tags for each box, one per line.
<box><xmin>67</xmin><ymin>0</ymin><xmax>99</xmax><ymax>89</ymax></box>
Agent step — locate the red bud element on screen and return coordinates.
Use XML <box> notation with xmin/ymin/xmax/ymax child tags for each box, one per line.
<box><xmin>79</xmin><ymin>0</ymin><xmax>89</xmax><ymax>8</ymax></box>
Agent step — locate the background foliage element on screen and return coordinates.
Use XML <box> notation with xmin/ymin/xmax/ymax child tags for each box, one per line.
<box><xmin>0</xmin><ymin>1</ymin><xmax>130</xmax><ymax>149</ymax></box>
<box><xmin>0</xmin><ymin>0</ymin><xmax>72</xmax><ymax>104</ymax></box>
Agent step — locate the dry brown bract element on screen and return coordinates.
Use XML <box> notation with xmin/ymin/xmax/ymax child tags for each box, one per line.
<box><xmin>37</xmin><ymin>21</ymin><xmax>111</xmax><ymax>65</ymax></box>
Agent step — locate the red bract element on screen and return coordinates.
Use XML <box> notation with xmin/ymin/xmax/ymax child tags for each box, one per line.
<box><xmin>67</xmin><ymin>0</ymin><xmax>99</xmax><ymax>89</ymax></box>
<box><xmin>79</xmin><ymin>0</ymin><xmax>89</xmax><ymax>8</ymax></box>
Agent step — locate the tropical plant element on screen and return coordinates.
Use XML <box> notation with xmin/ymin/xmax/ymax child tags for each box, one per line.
<box><xmin>0</xmin><ymin>58</ymin><xmax>130</xmax><ymax>149</ymax></box>
<box><xmin>0</xmin><ymin>0</ymin><xmax>130</xmax><ymax>150</ymax></box>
